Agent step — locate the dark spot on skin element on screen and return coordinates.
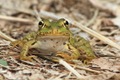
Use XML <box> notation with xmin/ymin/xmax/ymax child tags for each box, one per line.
<box><xmin>51</xmin><ymin>39</ymin><xmax>53</xmax><ymax>41</ymax></box>
<box><xmin>31</xmin><ymin>41</ymin><xmax>36</xmax><ymax>45</ymax></box>
<box><xmin>63</xmin><ymin>42</ymin><xmax>66</xmax><ymax>45</ymax></box>
<box><xmin>77</xmin><ymin>38</ymin><xmax>81</xmax><ymax>42</ymax></box>
<box><xmin>67</xmin><ymin>44</ymin><xmax>71</xmax><ymax>49</ymax></box>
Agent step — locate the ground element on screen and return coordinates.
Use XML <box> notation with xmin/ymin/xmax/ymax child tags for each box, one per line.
<box><xmin>0</xmin><ymin>0</ymin><xmax>120</xmax><ymax>80</ymax></box>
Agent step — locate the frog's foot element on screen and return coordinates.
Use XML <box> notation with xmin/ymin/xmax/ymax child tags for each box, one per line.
<box><xmin>20</xmin><ymin>55</ymin><xmax>37</xmax><ymax>61</ymax></box>
<box><xmin>81</xmin><ymin>56</ymin><xmax>95</xmax><ymax>64</ymax></box>
<box><xmin>56</xmin><ymin>52</ymin><xmax>72</xmax><ymax>59</ymax></box>
<box><xmin>55</xmin><ymin>52</ymin><xmax>75</xmax><ymax>63</ymax></box>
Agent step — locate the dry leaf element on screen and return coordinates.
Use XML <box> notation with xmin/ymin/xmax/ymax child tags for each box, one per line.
<box><xmin>92</xmin><ymin>57</ymin><xmax>120</xmax><ymax>72</ymax></box>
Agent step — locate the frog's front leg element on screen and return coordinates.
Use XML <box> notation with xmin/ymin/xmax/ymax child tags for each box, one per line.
<box><xmin>11</xmin><ymin>32</ymin><xmax>37</xmax><ymax>61</ymax></box>
<box><xmin>20</xmin><ymin>40</ymin><xmax>36</xmax><ymax>61</ymax></box>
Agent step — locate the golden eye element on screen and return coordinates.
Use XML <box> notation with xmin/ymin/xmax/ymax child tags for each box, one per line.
<box><xmin>64</xmin><ymin>20</ymin><xmax>69</xmax><ymax>25</ymax></box>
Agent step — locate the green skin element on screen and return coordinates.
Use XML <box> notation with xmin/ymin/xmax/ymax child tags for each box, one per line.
<box><xmin>11</xmin><ymin>18</ymin><xmax>96</xmax><ymax>63</ymax></box>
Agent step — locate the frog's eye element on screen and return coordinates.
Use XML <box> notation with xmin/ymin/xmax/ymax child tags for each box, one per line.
<box><xmin>64</xmin><ymin>20</ymin><xmax>69</xmax><ymax>26</ymax></box>
<box><xmin>38</xmin><ymin>21</ymin><xmax>44</xmax><ymax>30</ymax></box>
<box><xmin>38</xmin><ymin>21</ymin><xmax>43</xmax><ymax>26</ymax></box>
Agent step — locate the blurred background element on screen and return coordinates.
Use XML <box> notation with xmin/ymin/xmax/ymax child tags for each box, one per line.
<box><xmin>0</xmin><ymin>0</ymin><xmax>120</xmax><ymax>80</ymax></box>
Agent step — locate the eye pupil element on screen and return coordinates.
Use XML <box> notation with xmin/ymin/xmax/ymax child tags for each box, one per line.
<box><xmin>64</xmin><ymin>21</ymin><xmax>69</xmax><ymax>25</ymax></box>
<box><xmin>38</xmin><ymin>21</ymin><xmax>43</xmax><ymax>25</ymax></box>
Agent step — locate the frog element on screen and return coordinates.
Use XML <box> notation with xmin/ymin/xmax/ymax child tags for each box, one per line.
<box><xmin>11</xmin><ymin>18</ymin><xmax>96</xmax><ymax>63</ymax></box>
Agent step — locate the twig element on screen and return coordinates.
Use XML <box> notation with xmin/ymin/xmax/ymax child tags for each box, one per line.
<box><xmin>0</xmin><ymin>15</ymin><xmax>34</xmax><ymax>24</ymax></box>
<box><xmin>39</xmin><ymin>10</ymin><xmax>120</xmax><ymax>50</ymax></box>
<box><xmin>74</xmin><ymin>65</ymin><xmax>100</xmax><ymax>74</ymax></box>
<box><xmin>0</xmin><ymin>64</ymin><xmax>10</xmax><ymax>70</ymax></box>
<box><xmin>85</xmin><ymin>9</ymin><xmax>99</xmax><ymax>27</ymax></box>
<box><xmin>59</xmin><ymin>59</ymin><xmax>85</xmax><ymax>79</ymax></box>
<box><xmin>0</xmin><ymin>31</ymin><xmax>15</xmax><ymax>42</ymax></box>
<box><xmin>74</xmin><ymin>22</ymin><xmax>120</xmax><ymax>50</ymax></box>
<box><xmin>0</xmin><ymin>53</ymin><xmax>17</xmax><ymax>58</ymax></box>
<box><xmin>89</xmin><ymin>0</ymin><xmax>120</xmax><ymax>16</ymax></box>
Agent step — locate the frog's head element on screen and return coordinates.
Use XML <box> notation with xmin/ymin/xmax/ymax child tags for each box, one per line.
<box><xmin>38</xmin><ymin>18</ymin><xmax>71</xmax><ymax>36</ymax></box>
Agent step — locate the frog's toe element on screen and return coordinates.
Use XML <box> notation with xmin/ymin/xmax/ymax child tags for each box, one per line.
<box><xmin>56</xmin><ymin>53</ymin><xmax>70</xmax><ymax>59</ymax></box>
<box><xmin>51</xmin><ymin>57</ymin><xmax>59</xmax><ymax>62</ymax></box>
<box><xmin>82</xmin><ymin>60</ymin><xmax>88</xmax><ymax>64</ymax></box>
<box><xmin>50</xmin><ymin>53</ymin><xmax>70</xmax><ymax>62</ymax></box>
<box><xmin>56</xmin><ymin>52</ymin><xmax>75</xmax><ymax>61</ymax></box>
<box><xmin>20</xmin><ymin>55</ymin><xmax>36</xmax><ymax>61</ymax></box>
<box><xmin>82</xmin><ymin>57</ymin><xmax>94</xmax><ymax>64</ymax></box>
<box><xmin>52</xmin><ymin>53</ymin><xmax>75</xmax><ymax>63</ymax></box>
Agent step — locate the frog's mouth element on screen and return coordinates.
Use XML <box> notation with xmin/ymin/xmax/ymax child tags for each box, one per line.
<box><xmin>39</xmin><ymin>29</ymin><xmax>70</xmax><ymax>36</ymax></box>
<box><xmin>38</xmin><ymin>31</ymin><xmax>70</xmax><ymax>40</ymax></box>
<box><xmin>39</xmin><ymin>35</ymin><xmax>69</xmax><ymax>39</ymax></box>
<box><xmin>39</xmin><ymin>32</ymin><xmax>69</xmax><ymax>36</ymax></box>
